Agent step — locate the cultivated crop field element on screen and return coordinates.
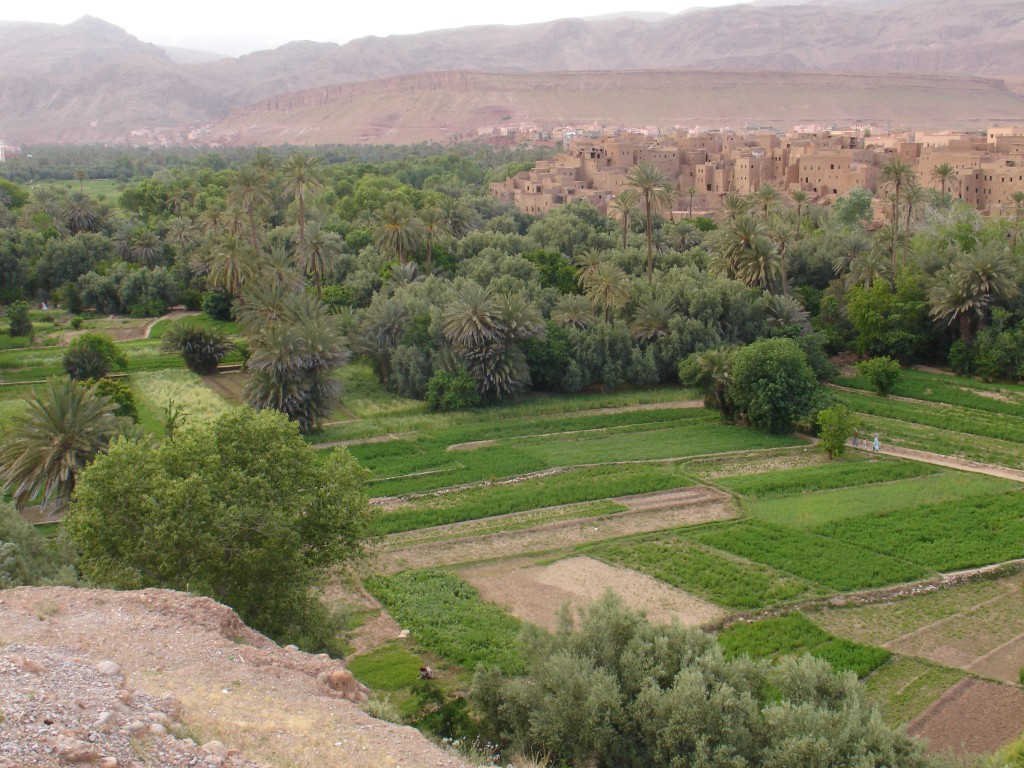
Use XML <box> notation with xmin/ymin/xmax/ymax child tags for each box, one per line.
<box><xmin>328</xmin><ymin>365</ymin><xmax>1024</xmax><ymax>752</ymax></box>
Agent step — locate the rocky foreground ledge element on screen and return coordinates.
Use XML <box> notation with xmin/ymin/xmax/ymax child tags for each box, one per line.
<box><xmin>0</xmin><ymin>587</ymin><xmax>471</xmax><ymax>768</ymax></box>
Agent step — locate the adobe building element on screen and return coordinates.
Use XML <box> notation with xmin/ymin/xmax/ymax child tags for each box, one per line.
<box><xmin>489</xmin><ymin>125</ymin><xmax>1024</xmax><ymax>219</ymax></box>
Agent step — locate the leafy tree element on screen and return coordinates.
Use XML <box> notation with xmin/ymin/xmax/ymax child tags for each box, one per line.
<box><xmin>0</xmin><ymin>378</ymin><xmax>126</xmax><ymax>511</ymax></box>
<box><xmin>856</xmin><ymin>356</ymin><xmax>902</xmax><ymax>395</ymax></box>
<box><xmin>473</xmin><ymin>593</ymin><xmax>932</xmax><ymax>768</ymax></box>
<box><xmin>63</xmin><ymin>333</ymin><xmax>128</xmax><ymax>381</ymax></box>
<box><xmin>7</xmin><ymin>300</ymin><xmax>32</xmax><ymax>338</ymax></box>
<box><xmin>65</xmin><ymin>408</ymin><xmax>374</xmax><ymax>652</ymax></box>
<box><xmin>161</xmin><ymin>322</ymin><xmax>234</xmax><ymax>375</ymax></box>
<box><xmin>730</xmin><ymin>337</ymin><xmax>818</xmax><ymax>434</ymax></box>
<box><xmin>817</xmin><ymin>404</ymin><xmax>857</xmax><ymax>459</ymax></box>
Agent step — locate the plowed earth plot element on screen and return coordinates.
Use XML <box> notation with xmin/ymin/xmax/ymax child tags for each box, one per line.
<box><xmin>813</xmin><ymin>572</ymin><xmax>1024</xmax><ymax>683</ymax></box>
<box><xmin>378</xmin><ymin>486</ymin><xmax>735</xmax><ymax>571</ymax></box>
<box><xmin>461</xmin><ymin>556</ymin><xmax>728</xmax><ymax>632</ymax></box>
<box><xmin>907</xmin><ymin>677</ymin><xmax>1024</xmax><ymax>756</ymax></box>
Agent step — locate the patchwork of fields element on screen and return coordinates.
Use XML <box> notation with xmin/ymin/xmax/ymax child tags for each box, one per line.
<box><xmin>5</xmin><ymin>327</ymin><xmax>1024</xmax><ymax>758</ymax></box>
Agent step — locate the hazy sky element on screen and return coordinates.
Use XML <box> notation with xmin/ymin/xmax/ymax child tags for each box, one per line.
<box><xmin>11</xmin><ymin>1</ymin><xmax>746</xmax><ymax>55</ymax></box>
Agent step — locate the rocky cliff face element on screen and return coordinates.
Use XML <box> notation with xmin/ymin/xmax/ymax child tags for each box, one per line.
<box><xmin>0</xmin><ymin>587</ymin><xmax>471</xmax><ymax>768</ymax></box>
<box><xmin>2</xmin><ymin>0</ymin><xmax>1023</xmax><ymax>145</ymax></box>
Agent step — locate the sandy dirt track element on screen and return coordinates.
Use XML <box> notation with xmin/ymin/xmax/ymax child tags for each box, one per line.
<box><xmin>462</xmin><ymin>556</ymin><xmax>727</xmax><ymax>631</ymax></box>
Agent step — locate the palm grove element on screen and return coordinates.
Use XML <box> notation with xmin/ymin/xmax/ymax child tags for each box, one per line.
<box><xmin>1</xmin><ymin>145</ymin><xmax>1023</xmax><ymax>766</ymax></box>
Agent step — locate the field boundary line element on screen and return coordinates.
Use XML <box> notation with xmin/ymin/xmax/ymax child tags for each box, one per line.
<box><xmin>370</xmin><ymin>445</ymin><xmax>812</xmax><ymax>505</ymax></box>
<box><xmin>710</xmin><ymin>559</ymin><xmax>1024</xmax><ymax>631</ymax></box>
<box><xmin>846</xmin><ymin>441</ymin><xmax>1024</xmax><ymax>482</ymax></box>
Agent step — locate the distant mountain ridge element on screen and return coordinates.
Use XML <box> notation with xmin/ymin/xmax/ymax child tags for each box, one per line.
<box><xmin>2</xmin><ymin>0</ymin><xmax>1023</xmax><ymax>145</ymax></box>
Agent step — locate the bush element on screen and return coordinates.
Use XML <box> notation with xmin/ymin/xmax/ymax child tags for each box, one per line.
<box><xmin>856</xmin><ymin>356</ymin><xmax>901</xmax><ymax>395</ymax></box>
<box><xmin>815</xmin><ymin>404</ymin><xmax>857</xmax><ymax>459</ymax></box>
<box><xmin>91</xmin><ymin>377</ymin><xmax>138</xmax><ymax>421</ymax></box>
<box><xmin>69</xmin><ymin>316</ymin><xmax>85</xmax><ymax>330</ymax></box>
<box><xmin>201</xmin><ymin>290</ymin><xmax>233</xmax><ymax>321</ymax></box>
<box><xmin>472</xmin><ymin>593</ymin><xmax>931</xmax><ymax>768</ymax></box>
<box><xmin>730</xmin><ymin>337</ymin><xmax>819</xmax><ymax>434</ymax></box>
<box><xmin>7</xmin><ymin>301</ymin><xmax>32</xmax><ymax>338</ymax></box>
<box><xmin>0</xmin><ymin>502</ymin><xmax>76</xmax><ymax>588</ymax></box>
<box><xmin>161</xmin><ymin>322</ymin><xmax>233</xmax><ymax>375</ymax></box>
<box><xmin>63</xmin><ymin>333</ymin><xmax>127</xmax><ymax>380</ymax></box>
<box><xmin>426</xmin><ymin>368</ymin><xmax>480</xmax><ymax>412</ymax></box>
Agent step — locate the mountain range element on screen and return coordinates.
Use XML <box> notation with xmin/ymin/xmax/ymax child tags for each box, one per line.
<box><xmin>2</xmin><ymin>0</ymin><xmax>1023</xmax><ymax>146</ymax></box>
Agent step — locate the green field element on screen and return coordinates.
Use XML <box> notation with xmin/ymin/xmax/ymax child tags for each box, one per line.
<box><xmin>364</xmin><ymin>569</ymin><xmax>525</xmax><ymax>675</ymax></box>
<box><xmin>590</xmin><ymin>536</ymin><xmax>823</xmax><ymax>610</ymax></box>
<box><xmin>717</xmin><ymin>613</ymin><xmax>891</xmax><ymax>678</ymax></box>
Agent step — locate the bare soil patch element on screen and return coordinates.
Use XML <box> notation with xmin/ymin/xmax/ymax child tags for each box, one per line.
<box><xmin>379</xmin><ymin>487</ymin><xmax>735</xmax><ymax>571</ymax></box>
<box><xmin>201</xmin><ymin>370</ymin><xmax>249</xmax><ymax>403</ymax></box>
<box><xmin>907</xmin><ymin>677</ymin><xmax>1024</xmax><ymax>756</ymax></box>
<box><xmin>0</xmin><ymin>587</ymin><xmax>470</xmax><ymax>768</ymax></box>
<box><xmin>462</xmin><ymin>556</ymin><xmax>727</xmax><ymax>631</ymax></box>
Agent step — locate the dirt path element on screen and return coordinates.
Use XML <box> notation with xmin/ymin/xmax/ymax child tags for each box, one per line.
<box><xmin>847</xmin><ymin>440</ymin><xmax>1024</xmax><ymax>482</ymax></box>
<box><xmin>378</xmin><ymin>487</ymin><xmax>735</xmax><ymax>571</ymax></box>
<box><xmin>56</xmin><ymin>309</ymin><xmax>201</xmax><ymax>345</ymax></box>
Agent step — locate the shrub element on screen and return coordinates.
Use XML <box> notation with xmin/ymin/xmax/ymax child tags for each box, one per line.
<box><xmin>201</xmin><ymin>290</ymin><xmax>233</xmax><ymax>321</ymax></box>
<box><xmin>62</xmin><ymin>333</ymin><xmax>127</xmax><ymax>381</ymax></box>
<box><xmin>856</xmin><ymin>356</ymin><xmax>901</xmax><ymax>395</ymax></box>
<box><xmin>92</xmin><ymin>377</ymin><xmax>138</xmax><ymax>421</ymax></box>
<box><xmin>0</xmin><ymin>502</ymin><xmax>77</xmax><ymax>588</ymax></box>
<box><xmin>161</xmin><ymin>322</ymin><xmax>233</xmax><ymax>375</ymax></box>
<box><xmin>69</xmin><ymin>316</ymin><xmax>85</xmax><ymax>330</ymax></box>
<box><xmin>816</xmin><ymin>404</ymin><xmax>857</xmax><ymax>459</ymax></box>
<box><xmin>472</xmin><ymin>593</ymin><xmax>930</xmax><ymax>768</ymax></box>
<box><xmin>426</xmin><ymin>368</ymin><xmax>480</xmax><ymax>412</ymax></box>
<box><xmin>6</xmin><ymin>301</ymin><xmax>32</xmax><ymax>338</ymax></box>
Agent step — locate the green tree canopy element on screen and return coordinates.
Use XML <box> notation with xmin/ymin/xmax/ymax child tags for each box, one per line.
<box><xmin>730</xmin><ymin>337</ymin><xmax>818</xmax><ymax>434</ymax></box>
<box><xmin>65</xmin><ymin>407</ymin><xmax>374</xmax><ymax>650</ymax></box>
<box><xmin>473</xmin><ymin>593</ymin><xmax>931</xmax><ymax>768</ymax></box>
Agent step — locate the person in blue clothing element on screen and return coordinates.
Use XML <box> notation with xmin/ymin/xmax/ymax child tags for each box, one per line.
<box><xmin>873</xmin><ymin>433</ymin><xmax>880</xmax><ymax>452</ymax></box>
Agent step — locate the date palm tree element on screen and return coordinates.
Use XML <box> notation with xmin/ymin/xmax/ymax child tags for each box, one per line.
<box><xmin>929</xmin><ymin>272</ymin><xmax>987</xmax><ymax>342</ymax></box>
<box><xmin>61</xmin><ymin>192</ymin><xmax>101</xmax><ymax>235</ymax></box>
<box><xmin>790</xmin><ymin>189</ymin><xmax>809</xmax><ymax>233</ymax></box>
<box><xmin>372</xmin><ymin>201</ymin><xmax>424</xmax><ymax>267</ymax></box>
<box><xmin>418</xmin><ymin>204</ymin><xmax>448</xmax><ymax>271</ymax></box>
<box><xmin>608</xmin><ymin>190</ymin><xmax>639</xmax><ymax>249</ymax></box>
<box><xmin>626</xmin><ymin>162</ymin><xmax>676</xmax><ymax>283</ymax></box>
<box><xmin>299</xmin><ymin>223</ymin><xmax>341</xmax><ymax>299</ymax></box>
<box><xmin>206</xmin><ymin>236</ymin><xmax>259</xmax><ymax>298</ymax></box>
<box><xmin>551</xmin><ymin>294</ymin><xmax>596</xmax><ymax>330</ymax></box>
<box><xmin>580</xmin><ymin>260</ymin><xmax>631</xmax><ymax>323</ymax></box>
<box><xmin>0</xmin><ymin>378</ymin><xmax>125</xmax><ymax>511</ymax></box>
<box><xmin>630</xmin><ymin>297</ymin><xmax>676</xmax><ymax>342</ymax></box>
<box><xmin>930</xmin><ymin>162</ymin><xmax>957</xmax><ymax>204</ymax></box>
<box><xmin>767</xmin><ymin>211</ymin><xmax>799</xmax><ymax>296</ymax></box>
<box><xmin>879</xmin><ymin>158</ymin><xmax>917</xmax><ymax>266</ymax></box>
<box><xmin>228</xmin><ymin>165</ymin><xmax>272</xmax><ymax>251</ymax></box>
<box><xmin>279</xmin><ymin>153</ymin><xmax>323</xmax><ymax>271</ymax></box>
<box><xmin>243</xmin><ymin>292</ymin><xmax>350</xmax><ymax>433</ymax></box>
<box><xmin>753</xmin><ymin>183</ymin><xmax>783</xmax><ymax>221</ymax></box>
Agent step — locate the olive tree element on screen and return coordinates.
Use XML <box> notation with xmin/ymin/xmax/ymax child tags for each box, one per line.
<box><xmin>730</xmin><ymin>337</ymin><xmax>819</xmax><ymax>434</ymax></box>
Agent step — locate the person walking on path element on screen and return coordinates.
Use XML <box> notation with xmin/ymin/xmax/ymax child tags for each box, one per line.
<box><xmin>873</xmin><ymin>433</ymin><xmax>880</xmax><ymax>452</ymax></box>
